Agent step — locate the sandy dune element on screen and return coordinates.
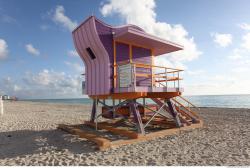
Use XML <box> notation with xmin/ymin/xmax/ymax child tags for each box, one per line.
<box><xmin>0</xmin><ymin>101</ymin><xmax>249</xmax><ymax>166</ymax></box>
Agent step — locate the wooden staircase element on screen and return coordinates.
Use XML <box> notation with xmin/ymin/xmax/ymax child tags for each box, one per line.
<box><xmin>151</xmin><ymin>96</ymin><xmax>201</xmax><ymax>127</ymax></box>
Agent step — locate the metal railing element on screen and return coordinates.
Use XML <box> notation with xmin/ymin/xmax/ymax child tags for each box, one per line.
<box><xmin>115</xmin><ymin>61</ymin><xmax>183</xmax><ymax>91</ymax></box>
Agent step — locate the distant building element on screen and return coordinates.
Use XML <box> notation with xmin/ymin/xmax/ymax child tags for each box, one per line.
<box><xmin>2</xmin><ymin>95</ymin><xmax>9</xmax><ymax>100</ymax></box>
<box><xmin>1</xmin><ymin>95</ymin><xmax>18</xmax><ymax>101</ymax></box>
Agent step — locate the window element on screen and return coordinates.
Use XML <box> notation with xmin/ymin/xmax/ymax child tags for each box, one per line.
<box><xmin>86</xmin><ymin>47</ymin><xmax>96</xmax><ymax>60</ymax></box>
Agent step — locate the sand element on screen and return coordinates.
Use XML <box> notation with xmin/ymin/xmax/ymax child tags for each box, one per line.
<box><xmin>0</xmin><ymin>101</ymin><xmax>249</xmax><ymax>166</ymax></box>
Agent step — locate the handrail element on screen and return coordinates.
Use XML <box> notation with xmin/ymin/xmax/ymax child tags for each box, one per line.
<box><xmin>115</xmin><ymin>61</ymin><xmax>183</xmax><ymax>90</ymax></box>
<box><xmin>172</xmin><ymin>98</ymin><xmax>200</xmax><ymax>119</ymax></box>
<box><xmin>178</xmin><ymin>95</ymin><xmax>200</xmax><ymax>110</ymax></box>
<box><xmin>114</xmin><ymin>61</ymin><xmax>184</xmax><ymax>72</ymax></box>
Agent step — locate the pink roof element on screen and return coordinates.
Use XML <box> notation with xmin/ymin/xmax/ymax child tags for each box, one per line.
<box><xmin>114</xmin><ymin>26</ymin><xmax>183</xmax><ymax>56</ymax></box>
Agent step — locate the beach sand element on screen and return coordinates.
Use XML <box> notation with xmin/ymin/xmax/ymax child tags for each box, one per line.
<box><xmin>0</xmin><ymin>101</ymin><xmax>249</xmax><ymax>166</ymax></box>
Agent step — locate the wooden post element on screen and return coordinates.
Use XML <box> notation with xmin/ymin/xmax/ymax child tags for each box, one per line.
<box><xmin>112</xmin><ymin>99</ymin><xmax>116</xmax><ymax>118</ymax></box>
<box><xmin>90</xmin><ymin>98</ymin><xmax>97</xmax><ymax>122</ymax></box>
<box><xmin>129</xmin><ymin>44</ymin><xmax>132</xmax><ymax>63</ymax></box>
<box><xmin>165</xmin><ymin>68</ymin><xmax>168</xmax><ymax>91</ymax></box>
<box><xmin>166</xmin><ymin>99</ymin><xmax>182</xmax><ymax>127</ymax></box>
<box><xmin>151</xmin><ymin>49</ymin><xmax>155</xmax><ymax>87</ymax></box>
<box><xmin>129</xmin><ymin>100</ymin><xmax>145</xmax><ymax>135</ymax></box>
<box><xmin>143</xmin><ymin>98</ymin><xmax>146</xmax><ymax>106</ymax></box>
<box><xmin>177</xmin><ymin>72</ymin><xmax>180</xmax><ymax>92</ymax></box>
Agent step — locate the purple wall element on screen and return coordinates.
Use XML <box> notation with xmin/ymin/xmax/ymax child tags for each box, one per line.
<box><xmin>73</xmin><ymin>16</ymin><xmax>111</xmax><ymax>96</ymax></box>
<box><xmin>116</xmin><ymin>42</ymin><xmax>129</xmax><ymax>62</ymax></box>
<box><xmin>132</xmin><ymin>46</ymin><xmax>152</xmax><ymax>87</ymax></box>
<box><xmin>95</xmin><ymin>19</ymin><xmax>114</xmax><ymax>90</ymax></box>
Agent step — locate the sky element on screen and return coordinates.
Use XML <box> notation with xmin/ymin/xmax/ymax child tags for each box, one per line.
<box><xmin>1</xmin><ymin>0</ymin><xmax>250</xmax><ymax>99</ymax></box>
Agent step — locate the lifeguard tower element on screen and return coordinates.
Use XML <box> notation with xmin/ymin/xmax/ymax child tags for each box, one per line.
<box><xmin>59</xmin><ymin>16</ymin><xmax>202</xmax><ymax>150</ymax></box>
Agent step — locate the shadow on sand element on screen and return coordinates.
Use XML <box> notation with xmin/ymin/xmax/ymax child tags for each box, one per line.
<box><xmin>0</xmin><ymin>129</ymin><xmax>98</xmax><ymax>159</ymax></box>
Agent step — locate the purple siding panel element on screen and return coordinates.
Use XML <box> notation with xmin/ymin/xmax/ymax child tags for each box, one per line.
<box><xmin>95</xmin><ymin>20</ymin><xmax>113</xmax><ymax>60</ymax></box>
<box><xmin>84</xmin><ymin>22</ymin><xmax>98</xmax><ymax>95</ymax></box>
<box><xmin>116</xmin><ymin>42</ymin><xmax>129</xmax><ymax>62</ymax></box>
<box><xmin>72</xmin><ymin>16</ymin><xmax>111</xmax><ymax>96</ymax></box>
<box><xmin>73</xmin><ymin>32</ymin><xmax>90</xmax><ymax>94</ymax></box>
<box><xmin>132</xmin><ymin>46</ymin><xmax>152</xmax><ymax>87</ymax></box>
<box><xmin>90</xmin><ymin>18</ymin><xmax>111</xmax><ymax>95</ymax></box>
<box><xmin>95</xmin><ymin>20</ymin><xmax>114</xmax><ymax>89</ymax></box>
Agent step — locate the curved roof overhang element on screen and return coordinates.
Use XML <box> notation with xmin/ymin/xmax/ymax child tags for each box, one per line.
<box><xmin>113</xmin><ymin>27</ymin><xmax>183</xmax><ymax>56</ymax></box>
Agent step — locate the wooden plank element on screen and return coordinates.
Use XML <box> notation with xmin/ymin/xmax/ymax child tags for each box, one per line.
<box><xmin>111</xmin><ymin>122</ymin><xmax>203</xmax><ymax>148</ymax></box>
<box><xmin>58</xmin><ymin>124</ymin><xmax>111</xmax><ymax>150</ymax></box>
<box><xmin>58</xmin><ymin>120</ymin><xmax>203</xmax><ymax>151</ymax></box>
<box><xmin>85</xmin><ymin>121</ymin><xmax>143</xmax><ymax>139</ymax></box>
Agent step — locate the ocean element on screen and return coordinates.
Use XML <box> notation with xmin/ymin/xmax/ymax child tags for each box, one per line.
<box><xmin>22</xmin><ymin>94</ymin><xmax>250</xmax><ymax>109</ymax></box>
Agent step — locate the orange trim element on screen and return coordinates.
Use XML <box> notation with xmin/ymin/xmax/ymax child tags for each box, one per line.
<box><xmin>89</xmin><ymin>92</ymin><xmax>182</xmax><ymax>100</ymax></box>
<box><xmin>135</xmin><ymin>73</ymin><xmax>182</xmax><ymax>80</ymax></box>
<box><xmin>151</xmin><ymin>49</ymin><xmax>154</xmax><ymax>87</ymax></box>
<box><xmin>113</xmin><ymin>40</ymin><xmax>117</xmax><ymax>88</ymax></box>
<box><xmin>129</xmin><ymin>44</ymin><xmax>132</xmax><ymax>63</ymax></box>
<box><xmin>114</xmin><ymin>62</ymin><xmax>183</xmax><ymax>72</ymax></box>
<box><xmin>115</xmin><ymin>40</ymin><xmax>152</xmax><ymax>51</ymax></box>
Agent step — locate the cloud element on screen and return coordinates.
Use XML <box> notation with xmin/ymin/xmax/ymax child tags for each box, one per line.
<box><xmin>0</xmin><ymin>77</ymin><xmax>22</xmax><ymax>96</ymax></box>
<box><xmin>25</xmin><ymin>44</ymin><xmax>40</xmax><ymax>56</ymax></box>
<box><xmin>186</xmin><ymin>70</ymin><xmax>205</xmax><ymax>76</ymax></box>
<box><xmin>100</xmin><ymin>0</ymin><xmax>201</xmax><ymax>67</ymax></box>
<box><xmin>64</xmin><ymin>61</ymin><xmax>83</xmax><ymax>73</ymax></box>
<box><xmin>0</xmin><ymin>39</ymin><xmax>8</xmax><ymax>60</ymax></box>
<box><xmin>67</xmin><ymin>50</ymin><xmax>79</xmax><ymax>57</ymax></box>
<box><xmin>184</xmin><ymin>26</ymin><xmax>250</xmax><ymax>95</ymax></box>
<box><xmin>193</xmin><ymin>29</ymin><xmax>250</xmax><ymax>95</ymax></box>
<box><xmin>52</xmin><ymin>5</ymin><xmax>77</xmax><ymax>31</ymax></box>
<box><xmin>183</xmin><ymin>71</ymin><xmax>250</xmax><ymax>95</ymax></box>
<box><xmin>22</xmin><ymin>69</ymin><xmax>82</xmax><ymax>98</ymax></box>
<box><xmin>211</xmin><ymin>33</ymin><xmax>232</xmax><ymax>47</ymax></box>
<box><xmin>241</xmin><ymin>33</ymin><xmax>250</xmax><ymax>50</ymax></box>
<box><xmin>228</xmin><ymin>48</ymin><xmax>243</xmax><ymax>60</ymax></box>
<box><xmin>0</xmin><ymin>69</ymin><xmax>83</xmax><ymax>99</ymax></box>
<box><xmin>239</xmin><ymin>23</ymin><xmax>250</xmax><ymax>31</ymax></box>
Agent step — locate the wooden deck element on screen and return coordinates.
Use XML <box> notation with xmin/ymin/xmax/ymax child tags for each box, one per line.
<box><xmin>58</xmin><ymin>120</ymin><xmax>203</xmax><ymax>151</ymax></box>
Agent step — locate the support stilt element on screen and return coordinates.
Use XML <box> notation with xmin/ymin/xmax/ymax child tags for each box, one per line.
<box><xmin>129</xmin><ymin>99</ymin><xmax>145</xmax><ymax>135</ymax></box>
<box><xmin>90</xmin><ymin>98</ymin><xmax>97</xmax><ymax>122</ymax></box>
<box><xmin>166</xmin><ymin>99</ymin><xmax>182</xmax><ymax>127</ymax></box>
